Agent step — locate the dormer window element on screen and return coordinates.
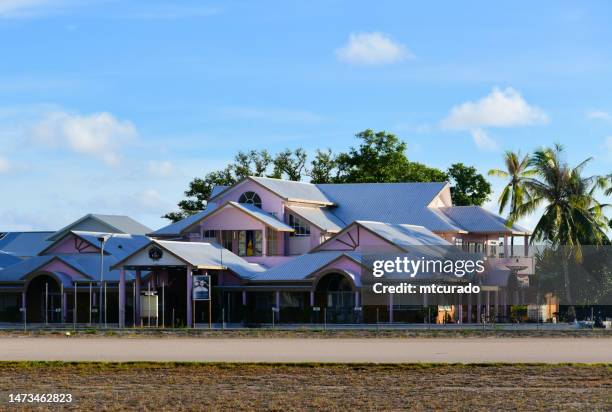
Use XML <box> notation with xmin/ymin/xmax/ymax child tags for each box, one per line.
<box><xmin>238</xmin><ymin>191</ymin><xmax>262</xmax><ymax>209</ymax></box>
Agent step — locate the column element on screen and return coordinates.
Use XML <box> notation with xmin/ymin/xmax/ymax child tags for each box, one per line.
<box><xmin>457</xmin><ymin>295</ymin><xmax>463</xmax><ymax>324</ymax></box>
<box><xmin>242</xmin><ymin>291</ymin><xmax>247</xmax><ymax>306</ymax></box>
<box><xmin>494</xmin><ymin>289</ymin><xmax>499</xmax><ymax>322</ymax></box>
<box><xmin>135</xmin><ymin>270</ymin><xmax>142</xmax><ymax>322</ymax></box>
<box><xmin>486</xmin><ymin>290</ymin><xmax>491</xmax><ymax>319</ymax></box>
<box><xmin>354</xmin><ymin>290</ymin><xmax>360</xmax><ymax>307</ymax></box>
<box><xmin>388</xmin><ymin>293</ymin><xmax>394</xmax><ymax>323</ymax></box>
<box><xmin>275</xmin><ymin>291</ymin><xmax>280</xmax><ymax>309</ymax></box>
<box><xmin>467</xmin><ymin>293</ymin><xmax>472</xmax><ymax>323</ymax></box>
<box><xmin>503</xmin><ymin>234</ymin><xmax>509</xmax><ymax>257</ymax></box>
<box><xmin>310</xmin><ymin>290</ymin><xmax>315</xmax><ymax>306</ymax></box>
<box><xmin>524</xmin><ymin>235</ymin><xmax>529</xmax><ymax>257</ymax></box>
<box><xmin>22</xmin><ymin>291</ymin><xmax>26</xmax><ymax>323</ymax></box>
<box><xmin>476</xmin><ymin>292</ymin><xmax>481</xmax><ymax>323</ymax></box>
<box><xmin>119</xmin><ymin>268</ymin><xmax>126</xmax><ymax>328</ymax></box>
<box><xmin>186</xmin><ymin>266</ymin><xmax>193</xmax><ymax>328</ymax></box>
<box><xmin>62</xmin><ymin>292</ymin><xmax>67</xmax><ymax>323</ymax></box>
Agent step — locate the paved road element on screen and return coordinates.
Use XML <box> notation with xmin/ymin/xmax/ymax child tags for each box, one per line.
<box><xmin>1</xmin><ymin>338</ymin><xmax>610</xmax><ymax>363</ymax></box>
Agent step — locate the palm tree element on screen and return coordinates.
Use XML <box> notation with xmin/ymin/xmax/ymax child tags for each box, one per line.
<box><xmin>488</xmin><ymin>151</ymin><xmax>535</xmax><ymax>255</ymax></box>
<box><xmin>511</xmin><ymin>144</ymin><xmax>610</xmax><ymax>320</ymax></box>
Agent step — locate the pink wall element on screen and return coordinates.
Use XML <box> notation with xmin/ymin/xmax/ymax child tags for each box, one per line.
<box><xmin>213</xmin><ymin>180</ymin><xmax>286</xmax><ymax>219</ymax></box>
<box><xmin>34</xmin><ymin>259</ymin><xmax>90</xmax><ymax>280</ymax></box>
<box><xmin>313</xmin><ymin>256</ymin><xmax>365</xmax><ymax>287</ymax></box>
<box><xmin>198</xmin><ymin>206</ymin><xmax>266</xmax><ymax>232</ymax></box>
<box><xmin>44</xmin><ymin>234</ymin><xmax>99</xmax><ymax>254</ymax></box>
<box><xmin>317</xmin><ymin>225</ymin><xmax>403</xmax><ymax>253</ymax></box>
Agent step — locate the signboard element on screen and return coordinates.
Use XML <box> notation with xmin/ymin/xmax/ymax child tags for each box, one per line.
<box><xmin>193</xmin><ymin>275</ymin><xmax>210</xmax><ymax>301</ymax></box>
<box><xmin>312</xmin><ymin>306</ymin><xmax>321</xmax><ymax>312</ymax></box>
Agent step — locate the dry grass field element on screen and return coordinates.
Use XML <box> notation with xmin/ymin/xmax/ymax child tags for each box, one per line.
<box><xmin>0</xmin><ymin>362</ymin><xmax>610</xmax><ymax>411</ymax></box>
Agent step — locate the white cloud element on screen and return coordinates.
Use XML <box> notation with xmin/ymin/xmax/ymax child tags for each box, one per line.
<box><xmin>336</xmin><ymin>32</ymin><xmax>412</xmax><ymax>66</ymax></box>
<box><xmin>470</xmin><ymin>129</ymin><xmax>498</xmax><ymax>151</ymax></box>
<box><xmin>0</xmin><ymin>156</ymin><xmax>11</xmax><ymax>173</ymax></box>
<box><xmin>588</xmin><ymin>111</ymin><xmax>612</xmax><ymax>122</ymax></box>
<box><xmin>442</xmin><ymin>87</ymin><xmax>548</xmax><ymax>130</ymax></box>
<box><xmin>148</xmin><ymin>160</ymin><xmax>174</xmax><ymax>177</ymax></box>
<box><xmin>0</xmin><ymin>0</ymin><xmax>61</xmax><ymax>18</ymax></box>
<box><xmin>30</xmin><ymin>111</ymin><xmax>137</xmax><ymax>166</ymax></box>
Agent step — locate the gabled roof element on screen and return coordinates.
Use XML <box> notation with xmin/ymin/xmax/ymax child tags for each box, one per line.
<box><xmin>150</xmin><ymin>203</ymin><xmax>219</xmax><ymax>237</ymax></box>
<box><xmin>151</xmin><ymin>201</ymin><xmax>293</xmax><ymax>237</ymax></box>
<box><xmin>438</xmin><ymin>206</ymin><xmax>531</xmax><ymax>235</ymax></box>
<box><xmin>357</xmin><ymin>221</ymin><xmax>453</xmax><ymax>250</ymax></box>
<box><xmin>0</xmin><ymin>231</ymin><xmax>55</xmax><ymax>257</ymax></box>
<box><xmin>40</xmin><ymin>231</ymin><xmax>152</xmax><ymax>260</ymax></box>
<box><xmin>210</xmin><ymin>185</ymin><xmax>229</xmax><ymax>198</ymax></box>
<box><xmin>251</xmin><ymin>251</ymin><xmax>348</xmax><ymax>281</ymax></box>
<box><xmin>315</xmin><ymin>182</ymin><xmax>464</xmax><ymax>232</ymax></box>
<box><xmin>285</xmin><ymin>205</ymin><xmax>345</xmax><ymax>232</ymax></box>
<box><xmin>0</xmin><ymin>251</ymin><xmax>21</xmax><ymax>270</ymax></box>
<box><xmin>48</xmin><ymin>214</ymin><xmax>152</xmax><ymax>241</ymax></box>
<box><xmin>210</xmin><ymin>176</ymin><xmax>334</xmax><ymax>205</ymax></box>
<box><xmin>111</xmin><ymin>240</ymin><xmax>265</xmax><ymax>279</ymax></box>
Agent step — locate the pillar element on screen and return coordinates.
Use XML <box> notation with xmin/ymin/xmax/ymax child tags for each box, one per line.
<box><xmin>119</xmin><ymin>268</ymin><xmax>126</xmax><ymax>328</ymax></box>
<box><xmin>486</xmin><ymin>290</ymin><xmax>491</xmax><ymax>319</ymax></box>
<box><xmin>503</xmin><ymin>234</ymin><xmax>509</xmax><ymax>257</ymax></box>
<box><xmin>494</xmin><ymin>289</ymin><xmax>499</xmax><ymax>322</ymax></box>
<box><xmin>62</xmin><ymin>292</ymin><xmax>67</xmax><ymax>323</ymax></box>
<box><xmin>388</xmin><ymin>293</ymin><xmax>394</xmax><ymax>323</ymax></box>
<box><xmin>242</xmin><ymin>290</ymin><xmax>247</xmax><ymax>306</ymax></box>
<box><xmin>186</xmin><ymin>266</ymin><xmax>193</xmax><ymax>328</ymax></box>
<box><xmin>467</xmin><ymin>293</ymin><xmax>472</xmax><ymax>323</ymax></box>
<box><xmin>476</xmin><ymin>292</ymin><xmax>481</xmax><ymax>323</ymax></box>
<box><xmin>21</xmin><ymin>291</ymin><xmax>26</xmax><ymax>323</ymax></box>
<box><xmin>310</xmin><ymin>290</ymin><xmax>315</xmax><ymax>306</ymax></box>
<box><xmin>135</xmin><ymin>270</ymin><xmax>142</xmax><ymax>321</ymax></box>
<box><xmin>524</xmin><ymin>235</ymin><xmax>529</xmax><ymax>257</ymax></box>
<box><xmin>275</xmin><ymin>291</ymin><xmax>280</xmax><ymax>309</ymax></box>
<box><xmin>354</xmin><ymin>290</ymin><xmax>360</xmax><ymax>307</ymax></box>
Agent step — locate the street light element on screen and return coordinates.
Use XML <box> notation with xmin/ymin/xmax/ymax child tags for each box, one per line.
<box><xmin>98</xmin><ymin>234</ymin><xmax>113</xmax><ymax>327</ymax></box>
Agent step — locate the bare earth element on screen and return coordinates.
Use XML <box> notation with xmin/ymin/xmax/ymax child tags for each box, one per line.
<box><xmin>0</xmin><ymin>363</ymin><xmax>610</xmax><ymax>411</ymax></box>
<box><xmin>1</xmin><ymin>337</ymin><xmax>611</xmax><ymax>363</ymax></box>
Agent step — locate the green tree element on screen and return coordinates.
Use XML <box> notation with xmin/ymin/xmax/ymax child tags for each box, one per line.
<box><xmin>271</xmin><ymin>148</ymin><xmax>308</xmax><ymax>181</ymax></box>
<box><xmin>447</xmin><ymin>163</ymin><xmax>492</xmax><ymax>206</ymax></box>
<box><xmin>488</xmin><ymin>151</ymin><xmax>535</xmax><ymax>222</ymax></box>
<box><xmin>309</xmin><ymin>148</ymin><xmax>337</xmax><ymax>184</ymax></box>
<box><xmin>335</xmin><ymin>129</ymin><xmax>412</xmax><ymax>183</ymax></box>
<box><xmin>511</xmin><ymin>144</ymin><xmax>610</xmax><ymax>320</ymax></box>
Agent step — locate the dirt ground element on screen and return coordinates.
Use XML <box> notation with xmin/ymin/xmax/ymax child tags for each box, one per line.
<box><xmin>0</xmin><ymin>363</ymin><xmax>610</xmax><ymax>411</ymax></box>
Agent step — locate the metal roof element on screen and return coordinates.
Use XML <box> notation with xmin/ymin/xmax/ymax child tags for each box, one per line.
<box><xmin>251</xmin><ymin>251</ymin><xmax>346</xmax><ymax>281</ymax></box>
<box><xmin>249</xmin><ymin>176</ymin><xmax>334</xmax><ymax>204</ymax></box>
<box><xmin>49</xmin><ymin>214</ymin><xmax>152</xmax><ymax>240</ymax></box>
<box><xmin>315</xmin><ymin>182</ymin><xmax>463</xmax><ymax>232</ymax></box>
<box><xmin>286</xmin><ymin>205</ymin><xmax>345</xmax><ymax>232</ymax></box>
<box><xmin>439</xmin><ymin>206</ymin><xmax>531</xmax><ymax>235</ymax></box>
<box><xmin>0</xmin><ymin>232</ymin><xmax>55</xmax><ymax>257</ymax></box>
<box><xmin>69</xmin><ymin>232</ymin><xmax>152</xmax><ymax>259</ymax></box>
<box><xmin>150</xmin><ymin>203</ymin><xmax>219</xmax><ymax>236</ymax></box>
<box><xmin>357</xmin><ymin>221</ymin><xmax>453</xmax><ymax>249</ymax></box>
<box><xmin>210</xmin><ymin>185</ymin><xmax>229</xmax><ymax>198</ymax></box>
<box><xmin>152</xmin><ymin>240</ymin><xmax>265</xmax><ymax>279</ymax></box>
<box><xmin>0</xmin><ymin>251</ymin><xmax>21</xmax><ymax>270</ymax></box>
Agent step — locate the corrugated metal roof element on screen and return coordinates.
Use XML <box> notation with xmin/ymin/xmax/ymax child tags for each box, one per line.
<box><xmin>251</xmin><ymin>251</ymin><xmax>345</xmax><ymax>281</ymax></box>
<box><xmin>70</xmin><ymin>232</ymin><xmax>151</xmax><ymax>260</ymax></box>
<box><xmin>211</xmin><ymin>185</ymin><xmax>229</xmax><ymax>198</ymax></box>
<box><xmin>0</xmin><ymin>251</ymin><xmax>21</xmax><ymax>270</ymax></box>
<box><xmin>250</xmin><ymin>176</ymin><xmax>333</xmax><ymax>204</ymax></box>
<box><xmin>154</xmin><ymin>240</ymin><xmax>265</xmax><ymax>279</ymax></box>
<box><xmin>358</xmin><ymin>221</ymin><xmax>452</xmax><ymax>249</ymax></box>
<box><xmin>0</xmin><ymin>232</ymin><xmax>55</xmax><ymax>257</ymax></box>
<box><xmin>150</xmin><ymin>203</ymin><xmax>219</xmax><ymax>236</ymax></box>
<box><xmin>286</xmin><ymin>205</ymin><xmax>345</xmax><ymax>232</ymax></box>
<box><xmin>439</xmin><ymin>206</ymin><xmax>531</xmax><ymax>234</ymax></box>
<box><xmin>49</xmin><ymin>214</ymin><xmax>152</xmax><ymax>240</ymax></box>
<box><xmin>315</xmin><ymin>182</ymin><xmax>463</xmax><ymax>232</ymax></box>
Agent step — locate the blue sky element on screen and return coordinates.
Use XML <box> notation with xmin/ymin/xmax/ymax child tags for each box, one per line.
<box><xmin>1</xmin><ymin>0</ymin><xmax>611</xmax><ymax>231</ymax></box>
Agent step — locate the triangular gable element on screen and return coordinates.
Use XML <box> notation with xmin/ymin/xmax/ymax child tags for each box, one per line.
<box><xmin>40</xmin><ymin>232</ymin><xmax>102</xmax><ymax>255</ymax></box>
<box><xmin>312</xmin><ymin>222</ymin><xmax>405</xmax><ymax>253</ymax></box>
<box><xmin>19</xmin><ymin>256</ymin><xmax>92</xmax><ymax>281</ymax></box>
<box><xmin>112</xmin><ymin>241</ymin><xmax>189</xmax><ymax>268</ymax></box>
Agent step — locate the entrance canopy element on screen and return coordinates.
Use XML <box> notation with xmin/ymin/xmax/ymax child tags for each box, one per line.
<box><xmin>111</xmin><ymin>240</ymin><xmax>264</xmax><ymax>279</ymax></box>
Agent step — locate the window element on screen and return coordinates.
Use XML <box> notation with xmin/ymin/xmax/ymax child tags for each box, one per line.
<box><xmin>266</xmin><ymin>228</ymin><xmax>280</xmax><ymax>256</ymax></box>
<box><xmin>238</xmin><ymin>230</ymin><xmax>262</xmax><ymax>256</ymax></box>
<box><xmin>288</xmin><ymin>214</ymin><xmax>310</xmax><ymax>237</ymax></box>
<box><xmin>203</xmin><ymin>230</ymin><xmax>217</xmax><ymax>238</ymax></box>
<box><xmin>238</xmin><ymin>191</ymin><xmax>262</xmax><ymax>208</ymax></box>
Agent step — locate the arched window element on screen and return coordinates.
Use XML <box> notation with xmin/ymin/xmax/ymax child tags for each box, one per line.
<box><xmin>238</xmin><ymin>191</ymin><xmax>262</xmax><ymax>208</ymax></box>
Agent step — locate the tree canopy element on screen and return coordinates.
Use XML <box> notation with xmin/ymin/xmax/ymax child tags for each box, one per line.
<box><xmin>163</xmin><ymin>129</ymin><xmax>491</xmax><ymax>221</ymax></box>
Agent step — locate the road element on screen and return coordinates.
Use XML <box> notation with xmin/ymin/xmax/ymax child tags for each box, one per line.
<box><xmin>0</xmin><ymin>338</ymin><xmax>610</xmax><ymax>363</ymax></box>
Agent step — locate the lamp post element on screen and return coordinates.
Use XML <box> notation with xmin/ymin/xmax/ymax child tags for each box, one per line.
<box><xmin>98</xmin><ymin>234</ymin><xmax>112</xmax><ymax>327</ymax></box>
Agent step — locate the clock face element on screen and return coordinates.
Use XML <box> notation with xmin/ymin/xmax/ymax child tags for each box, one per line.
<box><xmin>148</xmin><ymin>246</ymin><xmax>163</xmax><ymax>261</ymax></box>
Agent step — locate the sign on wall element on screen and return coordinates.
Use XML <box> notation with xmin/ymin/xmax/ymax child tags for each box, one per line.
<box><xmin>193</xmin><ymin>274</ymin><xmax>210</xmax><ymax>301</ymax></box>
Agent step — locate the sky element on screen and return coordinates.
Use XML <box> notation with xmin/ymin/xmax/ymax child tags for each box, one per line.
<box><xmin>1</xmin><ymin>0</ymin><xmax>611</xmax><ymax>232</ymax></box>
